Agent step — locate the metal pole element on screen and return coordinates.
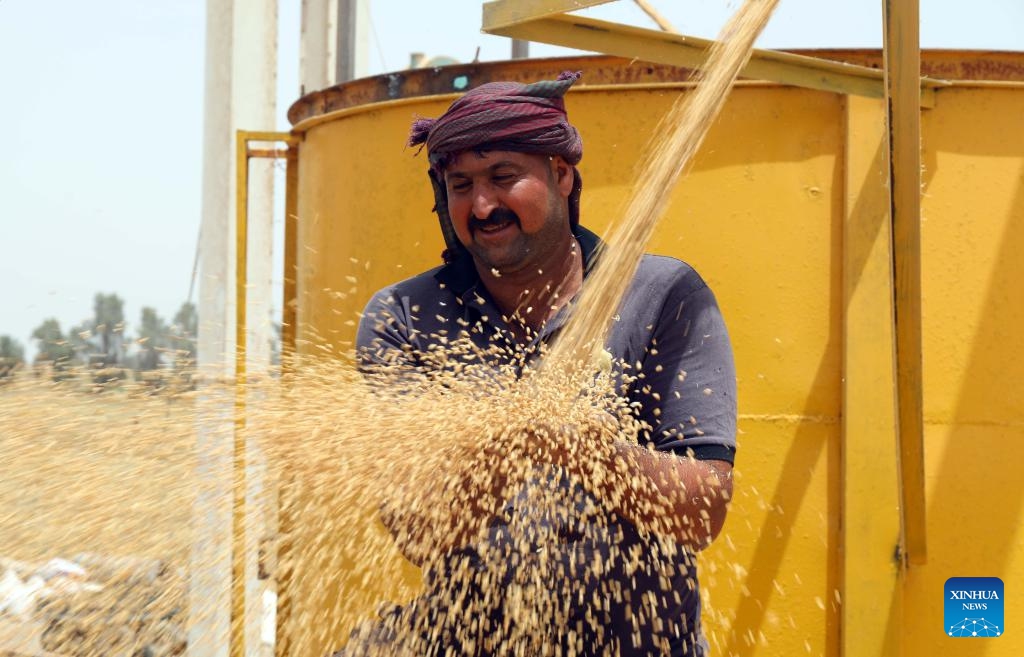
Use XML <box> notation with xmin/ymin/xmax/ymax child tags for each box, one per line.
<box><xmin>335</xmin><ymin>0</ymin><xmax>354</xmax><ymax>82</ymax></box>
<box><xmin>335</xmin><ymin>0</ymin><xmax>368</xmax><ymax>83</ymax></box>
<box><xmin>231</xmin><ymin>132</ymin><xmax>250</xmax><ymax>657</ymax></box>
<box><xmin>511</xmin><ymin>39</ymin><xmax>529</xmax><ymax>59</ymax></box>
<box><xmin>281</xmin><ymin>148</ymin><xmax>300</xmax><ymax>377</ymax></box>
<box><xmin>274</xmin><ymin>143</ymin><xmax>299</xmax><ymax>657</ymax></box>
<box><xmin>882</xmin><ymin>0</ymin><xmax>927</xmax><ymax>566</ymax></box>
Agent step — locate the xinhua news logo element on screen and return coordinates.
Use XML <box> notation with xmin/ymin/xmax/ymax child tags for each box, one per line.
<box><xmin>945</xmin><ymin>577</ymin><xmax>1004</xmax><ymax>638</ymax></box>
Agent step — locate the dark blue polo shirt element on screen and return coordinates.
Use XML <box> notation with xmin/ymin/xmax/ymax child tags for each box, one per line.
<box><xmin>355</xmin><ymin>225</ymin><xmax>736</xmax><ymax>656</ymax></box>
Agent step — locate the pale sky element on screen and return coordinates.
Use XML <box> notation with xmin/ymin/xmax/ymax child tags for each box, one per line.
<box><xmin>1</xmin><ymin>0</ymin><xmax>1022</xmax><ymax>358</ymax></box>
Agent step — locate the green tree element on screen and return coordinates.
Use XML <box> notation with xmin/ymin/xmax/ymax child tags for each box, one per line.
<box><xmin>67</xmin><ymin>321</ymin><xmax>94</xmax><ymax>363</ymax></box>
<box><xmin>93</xmin><ymin>293</ymin><xmax>126</xmax><ymax>366</ymax></box>
<box><xmin>0</xmin><ymin>335</ymin><xmax>25</xmax><ymax>379</ymax></box>
<box><xmin>31</xmin><ymin>318</ymin><xmax>75</xmax><ymax>365</ymax></box>
<box><xmin>0</xmin><ymin>335</ymin><xmax>24</xmax><ymax>362</ymax></box>
<box><xmin>137</xmin><ymin>307</ymin><xmax>169</xmax><ymax>371</ymax></box>
<box><xmin>169</xmin><ymin>302</ymin><xmax>197</xmax><ymax>366</ymax></box>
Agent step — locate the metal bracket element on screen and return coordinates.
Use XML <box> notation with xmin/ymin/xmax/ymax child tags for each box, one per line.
<box><xmin>232</xmin><ymin>129</ymin><xmax>300</xmax><ymax>657</ymax></box>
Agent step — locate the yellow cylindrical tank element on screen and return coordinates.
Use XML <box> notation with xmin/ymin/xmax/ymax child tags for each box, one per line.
<box><xmin>280</xmin><ymin>52</ymin><xmax>1024</xmax><ymax>657</ymax></box>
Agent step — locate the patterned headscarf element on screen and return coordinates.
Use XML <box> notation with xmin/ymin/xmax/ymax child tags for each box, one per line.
<box><xmin>408</xmin><ymin>72</ymin><xmax>585</xmax><ymax>263</ymax></box>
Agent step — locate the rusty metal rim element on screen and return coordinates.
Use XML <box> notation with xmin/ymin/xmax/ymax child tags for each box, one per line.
<box><xmin>290</xmin><ymin>79</ymin><xmax>782</xmax><ymax>135</ymax></box>
<box><xmin>289</xmin><ymin>76</ymin><xmax>1024</xmax><ymax>137</ymax></box>
<box><xmin>288</xmin><ymin>50</ymin><xmax>1024</xmax><ymax>126</ymax></box>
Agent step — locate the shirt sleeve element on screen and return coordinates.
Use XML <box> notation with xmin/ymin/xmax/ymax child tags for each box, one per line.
<box><xmin>632</xmin><ymin>279</ymin><xmax>737</xmax><ymax>463</ymax></box>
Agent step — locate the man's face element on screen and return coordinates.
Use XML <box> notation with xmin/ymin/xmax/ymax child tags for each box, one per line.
<box><xmin>443</xmin><ymin>150</ymin><xmax>574</xmax><ymax>275</ymax></box>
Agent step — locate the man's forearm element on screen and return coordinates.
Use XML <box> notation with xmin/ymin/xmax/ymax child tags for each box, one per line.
<box><xmin>554</xmin><ymin>425</ymin><xmax>732</xmax><ymax>550</ymax></box>
<box><xmin>606</xmin><ymin>443</ymin><xmax>732</xmax><ymax>549</ymax></box>
<box><xmin>381</xmin><ymin>422</ymin><xmax>732</xmax><ymax>564</ymax></box>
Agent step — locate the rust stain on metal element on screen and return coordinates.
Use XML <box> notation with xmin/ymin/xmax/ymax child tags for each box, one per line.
<box><xmin>288</xmin><ymin>55</ymin><xmax>704</xmax><ymax>125</ymax></box>
<box><xmin>288</xmin><ymin>50</ymin><xmax>1024</xmax><ymax>126</ymax></box>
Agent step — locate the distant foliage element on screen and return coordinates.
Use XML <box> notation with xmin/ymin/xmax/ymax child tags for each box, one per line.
<box><xmin>91</xmin><ymin>292</ymin><xmax>127</xmax><ymax>370</ymax></box>
<box><xmin>137</xmin><ymin>307</ymin><xmax>169</xmax><ymax>372</ymax></box>
<box><xmin>31</xmin><ymin>318</ymin><xmax>76</xmax><ymax>366</ymax></box>
<box><xmin>169</xmin><ymin>302</ymin><xmax>197</xmax><ymax>368</ymax></box>
<box><xmin>0</xmin><ymin>334</ymin><xmax>25</xmax><ymax>380</ymax></box>
<box><xmin>14</xmin><ymin>294</ymin><xmax>202</xmax><ymax>390</ymax></box>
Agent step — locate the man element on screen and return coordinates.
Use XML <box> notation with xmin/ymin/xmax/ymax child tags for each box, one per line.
<box><xmin>353</xmin><ymin>72</ymin><xmax>736</xmax><ymax>657</ymax></box>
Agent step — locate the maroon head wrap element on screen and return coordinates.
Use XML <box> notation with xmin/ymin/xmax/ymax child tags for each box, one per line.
<box><xmin>408</xmin><ymin>72</ymin><xmax>585</xmax><ymax>263</ymax></box>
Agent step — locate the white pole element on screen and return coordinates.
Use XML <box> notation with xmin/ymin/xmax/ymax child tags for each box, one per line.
<box><xmin>198</xmin><ymin>0</ymin><xmax>233</xmax><ymax>386</ymax></box>
<box><xmin>194</xmin><ymin>0</ymin><xmax>277</xmax><ymax>655</ymax></box>
<box><xmin>300</xmin><ymin>0</ymin><xmax>335</xmax><ymax>93</ymax></box>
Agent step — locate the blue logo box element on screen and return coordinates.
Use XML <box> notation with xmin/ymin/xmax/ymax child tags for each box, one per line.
<box><xmin>945</xmin><ymin>577</ymin><xmax>1004</xmax><ymax>637</ymax></box>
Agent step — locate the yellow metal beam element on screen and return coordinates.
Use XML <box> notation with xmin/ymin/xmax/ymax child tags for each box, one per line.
<box><xmin>275</xmin><ymin>140</ymin><xmax>300</xmax><ymax>657</ymax></box>
<box><xmin>841</xmin><ymin>94</ymin><xmax>903</xmax><ymax>657</ymax></box>
<box><xmin>482</xmin><ymin>3</ymin><xmax>948</xmax><ymax>101</ymax></box>
<box><xmin>883</xmin><ymin>0</ymin><xmax>927</xmax><ymax>566</ymax></box>
<box><xmin>232</xmin><ymin>130</ymin><xmax>299</xmax><ymax>657</ymax></box>
<box><xmin>248</xmin><ymin>147</ymin><xmax>291</xmax><ymax>159</ymax></box>
<box><xmin>241</xmin><ymin>130</ymin><xmax>296</xmax><ymax>143</ymax></box>
<box><xmin>232</xmin><ymin>129</ymin><xmax>249</xmax><ymax>657</ymax></box>
<box><xmin>281</xmin><ymin>147</ymin><xmax>300</xmax><ymax>377</ymax></box>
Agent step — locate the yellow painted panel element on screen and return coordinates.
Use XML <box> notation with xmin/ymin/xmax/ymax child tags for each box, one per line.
<box><xmin>920</xmin><ymin>88</ymin><xmax>1024</xmax><ymax>426</ymax></box>
<box><xmin>900</xmin><ymin>86</ymin><xmax>1024</xmax><ymax>657</ymax></box>
<box><xmin>701</xmin><ymin>418</ymin><xmax>840</xmax><ymax>657</ymax></box>
<box><xmin>840</xmin><ymin>95</ymin><xmax>902</xmax><ymax>657</ymax></box>
<box><xmin>571</xmin><ymin>87</ymin><xmax>845</xmax><ymax>420</ymax></box>
<box><xmin>295</xmin><ymin>99</ymin><xmax>454</xmax><ymax>354</ymax></box>
<box><xmin>903</xmin><ymin>424</ymin><xmax>1024</xmax><ymax>657</ymax></box>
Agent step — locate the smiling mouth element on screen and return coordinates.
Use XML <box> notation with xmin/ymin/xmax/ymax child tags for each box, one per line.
<box><xmin>476</xmin><ymin>218</ymin><xmax>514</xmax><ymax>234</ymax></box>
<box><xmin>472</xmin><ymin>208</ymin><xmax>521</xmax><ymax>237</ymax></box>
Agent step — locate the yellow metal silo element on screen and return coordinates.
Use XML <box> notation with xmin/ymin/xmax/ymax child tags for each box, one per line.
<box><xmin>269</xmin><ymin>49</ymin><xmax>1024</xmax><ymax>657</ymax></box>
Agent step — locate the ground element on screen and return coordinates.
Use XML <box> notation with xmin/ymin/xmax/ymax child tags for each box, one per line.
<box><xmin>0</xmin><ymin>376</ymin><xmax>199</xmax><ymax>656</ymax></box>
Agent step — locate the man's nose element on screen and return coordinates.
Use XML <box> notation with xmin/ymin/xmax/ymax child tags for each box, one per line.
<box><xmin>470</xmin><ymin>183</ymin><xmax>499</xmax><ymax>220</ymax></box>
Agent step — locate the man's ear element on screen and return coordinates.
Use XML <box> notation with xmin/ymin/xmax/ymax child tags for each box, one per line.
<box><xmin>551</xmin><ymin>156</ymin><xmax>574</xmax><ymax>199</ymax></box>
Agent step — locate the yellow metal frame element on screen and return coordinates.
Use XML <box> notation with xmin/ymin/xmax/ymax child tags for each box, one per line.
<box><xmin>841</xmin><ymin>94</ymin><xmax>903</xmax><ymax>657</ymax></box>
<box><xmin>233</xmin><ymin>129</ymin><xmax>300</xmax><ymax>657</ymax></box>
<box><xmin>883</xmin><ymin>0</ymin><xmax>927</xmax><ymax>567</ymax></box>
<box><xmin>482</xmin><ymin>0</ymin><xmax>947</xmax><ymax>103</ymax></box>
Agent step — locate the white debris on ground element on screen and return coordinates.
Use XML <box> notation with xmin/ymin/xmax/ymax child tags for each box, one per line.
<box><xmin>0</xmin><ymin>554</ymin><xmax>186</xmax><ymax>657</ymax></box>
<box><xmin>0</xmin><ymin>558</ymin><xmax>101</xmax><ymax>621</ymax></box>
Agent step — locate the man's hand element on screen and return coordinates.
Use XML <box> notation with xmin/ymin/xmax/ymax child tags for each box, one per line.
<box><xmin>502</xmin><ymin>417</ymin><xmax>733</xmax><ymax>551</ymax></box>
<box><xmin>380</xmin><ymin>415</ymin><xmax>732</xmax><ymax>566</ymax></box>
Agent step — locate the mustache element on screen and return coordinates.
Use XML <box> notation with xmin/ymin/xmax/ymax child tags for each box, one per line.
<box><xmin>470</xmin><ymin>208</ymin><xmax>520</xmax><ymax>231</ymax></box>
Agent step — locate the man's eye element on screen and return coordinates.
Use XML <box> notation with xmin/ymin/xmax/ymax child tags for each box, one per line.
<box><xmin>493</xmin><ymin>174</ymin><xmax>513</xmax><ymax>184</ymax></box>
<box><xmin>450</xmin><ymin>182</ymin><xmax>471</xmax><ymax>193</ymax></box>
